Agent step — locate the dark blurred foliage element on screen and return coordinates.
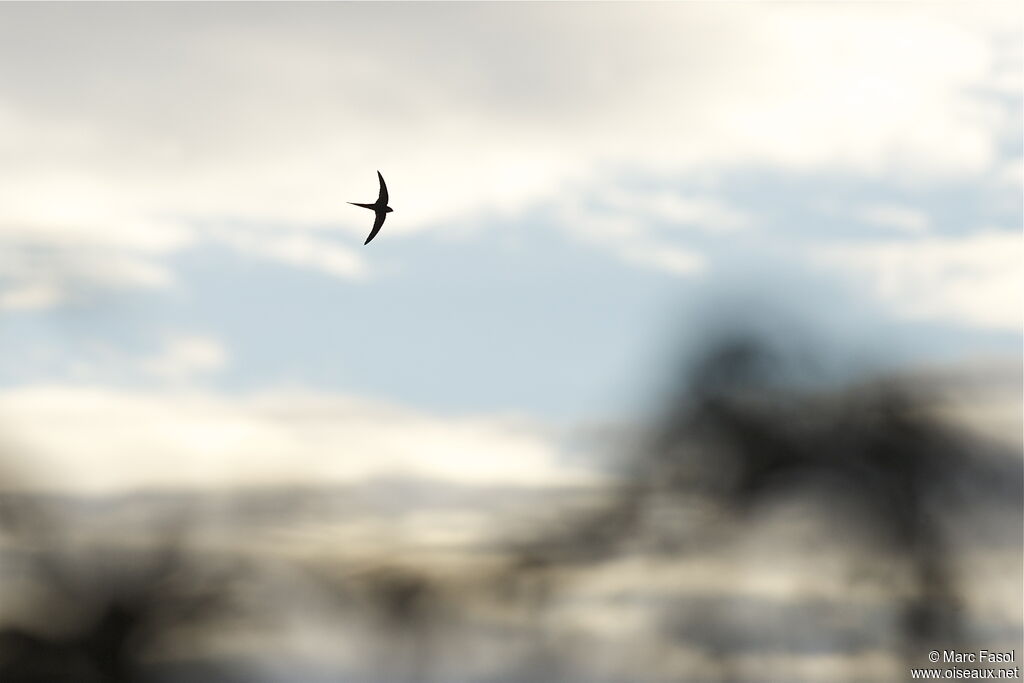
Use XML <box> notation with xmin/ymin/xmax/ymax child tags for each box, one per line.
<box><xmin>504</xmin><ymin>335</ymin><xmax>1021</xmax><ymax>673</ymax></box>
<box><xmin>0</xmin><ymin>503</ymin><xmax>240</xmax><ymax>683</ymax></box>
<box><xmin>0</xmin><ymin>334</ymin><xmax>1019</xmax><ymax>682</ymax></box>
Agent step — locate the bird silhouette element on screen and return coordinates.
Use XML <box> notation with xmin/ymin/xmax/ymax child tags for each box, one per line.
<box><xmin>349</xmin><ymin>171</ymin><xmax>393</xmax><ymax>245</ymax></box>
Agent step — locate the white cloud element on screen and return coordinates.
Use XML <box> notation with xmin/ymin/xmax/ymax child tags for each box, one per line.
<box><xmin>212</xmin><ymin>226</ymin><xmax>369</xmax><ymax>280</ymax></box>
<box><xmin>17</xmin><ymin>333</ymin><xmax>230</xmax><ymax>386</ymax></box>
<box><xmin>0</xmin><ymin>385</ymin><xmax>600</xmax><ymax>494</ymax></box>
<box><xmin>0</xmin><ymin>2</ymin><xmax>1016</xmax><ymax>295</ymax></box>
<box><xmin>601</xmin><ymin>188</ymin><xmax>752</xmax><ymax>234</ymax></box>
<box><xmin>556</xmin><ymin>199</ymin><xmax>709</xmax><ymax>276</ymax></box>
<box><xmin>0</xmin><ymin>245</ymin><xmax>173</xmax><ymax>310</ymax></box>
<box><xmin>569</xmin><ymin>187</ymin><xmax>749</xmax><ymax>273</ymax></box>
<box><xmin>818</xmin><ymin>230</ymin><xmax>1022</xmax><ymax>331</ymax></box>
<box><xmin>857</xmin><ymin>204</ymin><xmax>930</xmax><ymax>234</ymax></box>
<box><xmin>139</xmin><ymin>336</ymin><xmax>228</xmax><ymax>382</ymax></box>
<box><xmin>0</xmin><ymin>283</ymin><xmax>62</xmax><ymax>311</ymax></box>
<box><xmin>996</xmin><ymin>157</ymin><xmax>1023</xmax><ymax>190</ymax></box>
<box><xmin>622</xmin><ymin>243</ymin><xmax>706</xmax><ymax>276</ymax></box>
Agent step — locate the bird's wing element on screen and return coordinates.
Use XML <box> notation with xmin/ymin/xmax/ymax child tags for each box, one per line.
<box><xmin>364</xmin><ymin>211</ymin><xmax>386</xmax><ymax>245</ymax></box>
<box><xmin>376</xmin><ymin>171</ymin><xmax>388</xmax><ymax>205</ymax></box>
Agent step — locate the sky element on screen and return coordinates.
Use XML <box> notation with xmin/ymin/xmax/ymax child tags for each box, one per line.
<box><xmin>0</xmin><ymin>2</ymin><xmax>1020</xmax><ymax>493</ymax></box>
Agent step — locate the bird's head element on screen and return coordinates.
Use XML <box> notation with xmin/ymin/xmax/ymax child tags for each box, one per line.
<box><xmin>386</xmin><ymin>207</ymin><xmax>394</xmax><ymax>213</ymax></box>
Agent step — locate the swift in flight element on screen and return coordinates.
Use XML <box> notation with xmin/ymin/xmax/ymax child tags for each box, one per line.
<box><xmin>348</xmin><ymin>171</ymin><xmax>393</xmax><ymax>245</ymax></box>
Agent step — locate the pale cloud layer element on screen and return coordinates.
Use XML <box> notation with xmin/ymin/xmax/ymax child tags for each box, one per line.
<box><xmin>0</xmin><ymin>245</ymin><xmax>172</xmax><ymax>310</ymax></box>
<box><xmin>0</xmin><ymin>386</ymin><xmax>597</xmax><ymax>494</ymax></box>
<box><xmin>211</xmin><ymin>225</ymin><xmax>369</xmax><ymax>280</ymax></box>
<box><xmin>820</xmin><ymin>230</ymin><xmax>1023</xmax><ymax>332</ymax></box>
<box><xmin>0</xmin><ymin>3</ymin><xmax>1018</xmax><ymax>306</ymax></box>
<box><xmin>1</xmin><ymin>355</ymin><xmax>1017</xmax><ymax>494</ymax></box>
<box><xmin>37</xmin><ymin>334</ymin><xmax>230</xmax><ymax>386</ymax></box>
<box><xmin>857</xmin><ymin>204</ymin><xmax>931</xmax><ymax>234</ymax></box>
<box><xmin>0</xmin><ymin>2</ymin><xmax>1017</xmax><ymax>486</ymax></box>
<box><xmin>138</xmin><ymin>335</ymin><xmax>228</xmax><ymax>383</ymax></box>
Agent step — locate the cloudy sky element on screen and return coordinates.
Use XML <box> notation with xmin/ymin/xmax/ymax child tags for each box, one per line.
<box><xmin>0</xmin><ymin>2</ymin><xmax>1019</xmax><ymax>493</ymax></box>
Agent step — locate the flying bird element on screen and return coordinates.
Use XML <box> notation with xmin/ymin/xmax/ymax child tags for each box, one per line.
<box><xmin>348</xmin><ymin>171</ymin><xmax>393</xmax><ymax>245</ymax></box>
